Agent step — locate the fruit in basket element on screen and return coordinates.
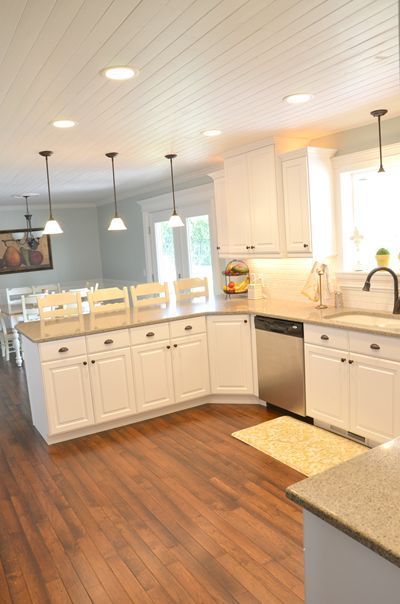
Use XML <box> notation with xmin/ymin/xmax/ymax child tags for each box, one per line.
<box><xmin>228</xmin><ymin>281</ymin><xmax>235</xmax><ymax>289</ymax></box>
<box><xmin>224</xmin><ymin>259</ymin><xmax>249</xmax><ymax>275</ymax></box>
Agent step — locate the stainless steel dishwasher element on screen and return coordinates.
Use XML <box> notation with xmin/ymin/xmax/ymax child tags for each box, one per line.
<box><xmin>255</xmin><ymin>315</ymin><xmax>306</xmax><ymax>416</ymax></box>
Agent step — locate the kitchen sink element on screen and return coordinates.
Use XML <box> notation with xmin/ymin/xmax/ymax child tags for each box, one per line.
<box><xmin>325</xmin><ymin>312</ymin><xmax>400</xmax><ymax>330</ymax></box>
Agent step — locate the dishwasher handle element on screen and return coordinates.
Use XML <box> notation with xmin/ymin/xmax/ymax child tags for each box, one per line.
<box><xmin>254</xmin><ymin>316</ymin><xmax>303</xmax><ymax>338</ymax></box>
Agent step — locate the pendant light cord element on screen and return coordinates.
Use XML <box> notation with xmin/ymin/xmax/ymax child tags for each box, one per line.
<box><xmin>111</xmin><ymin>155</ymin><xmax>118</xmax><ymax>217</ymax></box>
<box><xmin>169</xmin><ymin>157</ymin><xmax>177</xmax><ymax>213</ymax></box>
<box><xmin>44</xmin><ymin>155</ymin><xmax>54</xmax><ymax>219</ymax></box>
<box><xmin>377</xmin><ymin>115</ymin><xmax>384</xmax><ymax>172</ymax></box>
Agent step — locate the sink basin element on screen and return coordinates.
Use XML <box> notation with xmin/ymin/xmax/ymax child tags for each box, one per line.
<box><xmin>325</xmin><ymin>312</ymin><xmax>400</xmax><ymax>330</ymax></box>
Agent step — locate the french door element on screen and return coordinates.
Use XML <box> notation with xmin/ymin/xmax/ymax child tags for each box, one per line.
<box><xmin>148</xmin><ymin>203</ymin><xmax>215</xmax><ymax>292</ymax></box>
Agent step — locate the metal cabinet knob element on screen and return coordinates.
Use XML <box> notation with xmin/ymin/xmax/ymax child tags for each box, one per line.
<box><xmin>58</xmin><ymin>346</ymin><xmax>69</xmax><ymax>353</ymax></box>
<box><xmin>166</xmin><ymin>345</ymin><xmax>171</xmax><ymax>349</ymax></box>
<box><xmin>83</xmin><ymin>361</ymin><xmax>88</xmax><ymax>366</ymax></box>
<box><xmin>320</xmin><ymin>334</ymin><xmax>329</xmax><ymax>341</ymax></box>
<box><xmin>250</xmin><ymin>245</ymin><xmax>255</xmax><ymax>249</ymax></box>
<box><xmin>246</xmin><ymin>245</ymin><xmax>250</xmax><ymax>250</ymax></box>
<box><xmin>341</xmin><ymin>358</ymin><xmax>346</xmax><ymax>363</ymax></box>
<box><xmin>244</xmin><ymin>320</ymin><xmax>248</xmax><ymax>323</ymax></box>
<box><xmin>91</xmin><ymin>360</ymin><xmax>96</xmax><ymax>364</ymax></box>
<box><xmin>173</xmin><ymin>344</ymin><xmax>178</xmax><ymax>348</ymax></box>
<box><xmin>303</xmin><ymin>243</ymin><xmax>309</xmax><ymax>248</ymax></box>
<box><xmin>370</xmin><ymin>343</ymin><xmax>380</xmax><ymax>350</ymax></box>
<box><xmin>348</xmin><ymin>359</ymin><xmax>354</xmax><ymax>364</ymax></box>
<box><xmin>216</xmin><ymin>246</ymin><xmax>220</xmax><ymax>250</ymax></box>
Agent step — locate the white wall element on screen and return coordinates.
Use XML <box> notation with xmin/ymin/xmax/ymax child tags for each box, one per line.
<box><xmin>0</xmin><ymin>206</ymin><xmax>102</xmax><ymax>289</ymax></box>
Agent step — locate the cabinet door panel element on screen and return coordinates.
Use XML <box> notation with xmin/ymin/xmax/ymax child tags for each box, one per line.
<box><xmin>305</xmin><ymin>344</ymin><xmax>349</xmax><ymax>429</ymax></box>
<box><xmin>207</xmin><ymin>315</ymin><xmax>253</xmax><ymax>394</ymax></box>
<box><xmin>224</xmin><ymin>155</ymin><xmax>252</xmax><ymax>254</ymax></box>
<box><xmin>172</xmin><ymin>334</ymin><xmax>210</xmax><ymax>403</ymax></box>
<box><xmin>89</xmin><ymin>348</ymin><xmax>136</xmax><ymax>423</ymax></box>
<box><xmin>213</xmin><ymin>175</ymin><xmax>230</xmax><ymax>255</ymax></box>
<box><xmin>132</xmin><ymin>342</ymin><xmax>175</xmax><ymax>412</ymax></box>
<box><xmin>350</xmin><ymin>353</ymin><xmax>400</xmax><ymax>443</ymax></box>
<box><xmin>42</xmin><ymin>356</ymin><xmax>94</xmax><ymax>435</ymax></box>
<box><xmin>247</xmin><ymin>146</ymin><xmax>280</xmax><ymax>254</ymax></box>
<box><xmin>282</xmin><ymin>157</ymin><xmax>312</xmax><ymax>254</ymax></box>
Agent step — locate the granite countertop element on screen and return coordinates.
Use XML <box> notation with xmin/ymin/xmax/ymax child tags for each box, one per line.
<box><xmin>15</xmin><ymin>296</ymin><xmax>400</xmax><ymax>343</ymax></box>
<box><xmin>287</xmin><ymin>438</ymin><xmax>400</xmax><ymax>567</ymax></box>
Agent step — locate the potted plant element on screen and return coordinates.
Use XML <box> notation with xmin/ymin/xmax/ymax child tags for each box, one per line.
<box><xmin>376</xmin><ymin>247</ymin><xmax>390</xmax><ymax>267</ymax></box>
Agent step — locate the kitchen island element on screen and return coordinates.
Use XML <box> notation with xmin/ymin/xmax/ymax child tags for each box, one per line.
<box><xmin>287</xmin><ymin>438</ymin><xmax>400</xmax><ymax>604</ymax></box>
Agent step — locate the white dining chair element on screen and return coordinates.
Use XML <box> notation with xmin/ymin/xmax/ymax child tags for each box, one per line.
<box><xmin>21</xmin><ymin>294</ymin><xmax>42</xmax><ymax>322</ymax></box>
<box><xmin>130</xmin><ymin>282</ymin><xmax>170</xmax><ymax>308</ymax></box>
<box><xmin>38</xmin><ymin>292</ymin><xmax>83</xmax><ymax>320</ymax></box>
<box><xmin>0</xmin><ymin>312</ymin><xmax>16</xmax><ymax>361</ymax></box>
<box><xmin>87</xmin><ymin>287</ymin><xmax>130</xmax><ymax>314</ymax></box>
<box><xmin>5</xmin><ymin>286</ymin><xmax>33</xmax><ymax>313</ymax></box>
<box><xmin>174</xmin><ymin>277</ymin><xmax>209</xmax><ymax>302</ymax></box>
<box><xmin>33</xmin><ymin>283</ymin><xmax>60</xmax><ymax>295</ymax></box>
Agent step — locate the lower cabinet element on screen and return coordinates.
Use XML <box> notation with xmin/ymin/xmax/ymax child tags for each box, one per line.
<box><xmin>207</xmin><ymin>314</ymin><xmax>254</xmax><ymax>394</ymax></box>
<box><xmin>171</xmin><ymin>333</ymin><xmax>210</xmax><ymax>403</ymax></box>
<box><xmin>42</xmin><ymin>355</ymin><xmax>94</xmax><ymax>435</ymax></box>
<box><xmin>305</xmin><ymin>340</ymin><xmax>400</xmax><ymax>443</ymax></box>
<box><xmin>131</xmin><ymin>340</ymin><xmax>175</xmax><ymax>412</ymax></box>
<box><xmin>89</xmin><ymin>348</ymin><xmax>136</xmax><ymax>423</ymax></box>
<box><xmin>350</xmin><ymin>353</ymin><xmax>400</xmax><ymax>443</ymax></box>
<box><xmin>305</xmin><ymin>344</ymin><xmax>349</xmax><ymax>430</ymax></box>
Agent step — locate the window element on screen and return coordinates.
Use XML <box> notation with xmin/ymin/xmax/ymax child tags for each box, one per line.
<box><xmin>340</xmin><ymin>165</ymin><xmax>400</xmax><ymax>272</ymax></box>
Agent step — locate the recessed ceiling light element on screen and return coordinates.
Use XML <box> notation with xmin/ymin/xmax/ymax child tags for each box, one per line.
<box><xmin>51</xmin><ymin>119</ymin><xmax>77</xmax><ymax>128</ymax></box>
<box><xmin>283</xmin><ymin>93</ymin><xmax>314</xmax><ymax>104</ymax></box>
<box><xmin>102</xmin><ymin>66</ymin><xmax>138</xmax><ymax>80</ymax></box>
<box><xmin>202</xmin><ymin>129</ymin><xmax>222</xmax><ymax>137</ymax></box>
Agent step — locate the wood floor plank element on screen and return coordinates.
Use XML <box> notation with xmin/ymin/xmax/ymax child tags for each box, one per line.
<box><xmin>0</xmin><ymin>356</ymin><xmax>304</xmax><ymax>602</ymax></box>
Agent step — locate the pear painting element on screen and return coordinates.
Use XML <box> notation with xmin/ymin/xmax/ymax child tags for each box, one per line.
<box><xmin>0</xmin><ymin>229</ymin><xmax>53</xmax><ymax>275</ymax></box>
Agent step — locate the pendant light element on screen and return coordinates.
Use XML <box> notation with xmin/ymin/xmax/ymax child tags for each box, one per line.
<box><xmin>370</xmin><ymin>109</ymin><xmax>388</xmax><ymax>173</ymax></box>
<box><xmin>13</xmin><ymin>193</ymin><xmax>41</xmax><ymax>248</ymax></box>
<box><xmin>39</xmin><ymin>151</ymin><xmax>63</xmax><ymax>235</ymax></box>
<box><xmin>165</xmin><ymin>153</ymin><xmax>184</xmax><ymax>228</ymax></box>
<box><xmin>106</xmin><ymin>152</ymin><xmax>127</xmax><ymax>231</ymax></box>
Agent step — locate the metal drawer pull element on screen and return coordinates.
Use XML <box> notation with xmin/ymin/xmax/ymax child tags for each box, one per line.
<box><xmin>370</xmin><ymin>343</ymin><xmax>380</xmax><ymax>350</ymax></box>
<box><xmin>104</xmin><ymin>338</ymin><xmax>114</xmax><ymax>345</ymax></box>
<box><xmin>320</xmin><ymin>334</ymin><xmax>329</xmax><ymax>341</ymax></box>
<box><xmin>146</xmin><ymin>331</ymin><xmax>155</xmax><ymax>337</ymax></box>
<box><xmin>184</xmin><ymin>325</ymin><xmax>192</xmax><ymax>331</ymax></box>
<box><xmin>58</xmin><ymin>346</ymin><xmax>69</xmax><ymax>353</ymax></box>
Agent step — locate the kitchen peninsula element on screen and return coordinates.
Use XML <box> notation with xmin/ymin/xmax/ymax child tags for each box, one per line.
<box><xmin>18</xmin><ymin>297</ymin><xmax>400</xmax><ymax>445</ymax></box>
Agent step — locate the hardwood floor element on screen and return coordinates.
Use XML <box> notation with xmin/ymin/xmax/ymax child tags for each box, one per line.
<box><xmin>0</xmin><ymin>356</ymin><xmax>305</xmax><ymax>603</ymax></box>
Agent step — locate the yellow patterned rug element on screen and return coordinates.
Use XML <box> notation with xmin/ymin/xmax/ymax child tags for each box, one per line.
<box><xmin>232</xmin><ymin>416</ymin><xmax>368</xmax><ymax>476</ymax></box>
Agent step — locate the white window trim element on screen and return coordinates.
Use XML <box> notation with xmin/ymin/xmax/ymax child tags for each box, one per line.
<box><xmin>333</xmin><ymin>142</ymin><xmax>400</xmax><ymax>287</ymax></box>
<box><xmin>138</xmin><ymin>184</ymin><xmax>219</xmax><ymax>291</ymax></box>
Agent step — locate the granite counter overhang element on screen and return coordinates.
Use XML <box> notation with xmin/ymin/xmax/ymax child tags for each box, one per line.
<box><xmin>15</xmin><ymin>296</ymin><xmax>400</xmax><ymax>343</ymax></box>
<box><xmin>286</xmin><ymin>437</ymin><xmax>400</xmax><ymax>568</ymax></box>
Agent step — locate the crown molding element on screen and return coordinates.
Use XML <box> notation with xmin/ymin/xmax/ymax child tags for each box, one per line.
<box><xmin>0</xmin><ymin>202</ymin><xmax>97</xmax><ymax>211</ymax></box>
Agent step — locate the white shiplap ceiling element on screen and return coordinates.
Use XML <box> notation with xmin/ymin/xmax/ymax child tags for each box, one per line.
<box><xmin>0</xmin><ymin>0</ymin><xmax>398</xmax><ymax>207</ymax></box>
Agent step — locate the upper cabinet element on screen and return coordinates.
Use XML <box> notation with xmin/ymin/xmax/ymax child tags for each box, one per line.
<box><xmin>210</xmin><ymin>141</ymin><xmax>336</xmax><ymax>260</ymax></box>
<box><xmin>281</xmin><ymin>147</ymin><xmax>336</xmax><ymax>258</ymax></box>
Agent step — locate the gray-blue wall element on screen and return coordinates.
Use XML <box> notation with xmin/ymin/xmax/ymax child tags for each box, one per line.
<box><xmin>97</xmin><ymin>198</ymin><xmax>147</xmax><ymax>285</ymax></box>
<box><xmin>0</xmin><ymin>206</ymin><xmax>102</xmax><ymax>288</ymax></box>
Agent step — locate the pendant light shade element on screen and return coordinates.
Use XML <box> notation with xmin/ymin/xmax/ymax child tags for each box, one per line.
<box><xmin>165</xmin><ymin>153</ymin><xmax>184</xmax><ymax>228</ymax></box>
<box><xmin>39</xmin><ymin>150</ymin><xmax>63</xmax><ymax>235</ymax></box>
<box><xmin>106</xmin><ymin>152</ymin><xmax>127</xmax><ymax>231</ymax></box>
<box><xmin>370</xmin><ymin>109</ymin><xmax>388</xmax><ymax>173</ymax></box>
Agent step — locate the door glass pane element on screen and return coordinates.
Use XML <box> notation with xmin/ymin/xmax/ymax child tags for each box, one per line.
<box><xmin>154</xmin><ymin>221</ymin><xmax>177</xmax><ymax>282</ymax></box>
<box><xmin>186</xmin><ymin>215</ymin><xmax>213</xmax><ymax>289</ymax></box>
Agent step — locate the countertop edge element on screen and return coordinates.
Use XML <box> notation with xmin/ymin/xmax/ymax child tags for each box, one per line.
<box><xmin>286</xmin><ymin>482</ymin><xmax>400</xmax><ymax>568</ymax></box>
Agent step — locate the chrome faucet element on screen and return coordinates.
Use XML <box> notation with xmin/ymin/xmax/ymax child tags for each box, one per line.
<box><xmin>362</xmin><ymin>267</ymin><xmax>400</xmax><ymax>314</ymax></box>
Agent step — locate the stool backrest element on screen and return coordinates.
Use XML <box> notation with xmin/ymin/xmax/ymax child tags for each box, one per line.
<box><xmin>38</xmin><ymin>291</ymin><xmax>83</xmax><ymax>320</ymax></box>
<box><xmin>130</xmin><ymin>282</ymin><xmax>169</xmax><ymax>308</ymax></box>
<box><xmin>174</xmin><ymin>277</ymin><xmax>209</xmax><ymax>302</ymax></box>
<box><xmin>87</xmin><ymin>287</ymin><xmax>129</xmax><ymax>314</ymax></box>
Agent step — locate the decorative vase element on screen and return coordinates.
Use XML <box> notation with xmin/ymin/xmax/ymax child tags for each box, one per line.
<box><xmin>376</xmin><ymin>254</ymin><xmax>390</xmax><ymax>267</ymax></box>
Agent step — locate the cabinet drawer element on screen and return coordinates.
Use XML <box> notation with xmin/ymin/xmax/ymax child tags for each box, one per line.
<box><xmin>40</xmin><ymin>336</ymin><xmax>87</xmax><ymax>362</ymax></box>
<box><xmin>170</xmin><ymin>316</ymin><xmax>206</xmax><ymax>339</ymax></box>
<box><xmin>349</xmin><ymin>331</ymin><xmax>400</xmax><ymax>362</ymax></box>
<box><xmin>86</xmin><ymin>329</ymin><xmax>130</xmax><ymax>354</ymax></box>
<box><xmin>130</xmin><ymin>322</ymin><xmax>170</xmax><ymax>346</ymax></box>
<box><xmin>304</xmin><ymin>323</ymin><xmax>349</xmax><ymax>350</ymax></box>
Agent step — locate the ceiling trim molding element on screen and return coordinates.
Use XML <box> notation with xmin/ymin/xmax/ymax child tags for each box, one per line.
<box><xmin>137</xmin><ymin>183</ymin><xmax>213</xmax><ymax>213</ymax></box>
<box><xmin>332</xmin><ymin>142</ymin><xmax>400</xmax><ymax>171</ymax></box>
<box><xmin>0</xmin><ymin>202</ymin><xmax>97</xmax><ymax>211</ymax></box>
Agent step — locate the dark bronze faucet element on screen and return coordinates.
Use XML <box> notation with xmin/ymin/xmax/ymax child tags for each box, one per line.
<box><xmin>362</xmin><ymin>267</ymin><xmax>400</xmax><ymax>314</ymax></box>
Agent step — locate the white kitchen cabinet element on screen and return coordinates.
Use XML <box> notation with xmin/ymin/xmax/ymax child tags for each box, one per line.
<box><xmin>89</xmin><ymin>348</ymin><xmax>136</xmax><ymax>424</ymax></box>
<box><xmin>171</xmin><ymin>333</ymin><xmax>210</xmax><ymax>403</ymax></box>
<box><xmin>131</xmin><ymin>340</ymin><xmax>175</xmax><ymax>412</ymax></box>
<box><xmin>207</xmin><ymin>314</ymin><xmax>254</xmax><ymax>394</ymax></box>
<box><xmin>281</xmin><ymin>147</ymin><xmax>336</xmax><ymax>258</ymax></box>
<box><xmin>350</xmin><ymin>353</ymin><xmax>400</xmax><ymax>443</ymax></box>
<box><xmin>42</xmin><ymin>355</ymin><xmax>94</xmax><ymax>436</ymax></box>
<box><xmin>212</xmin><ymin>143</ymin><xmax>282</xmax><ymax>257</ymax></box>
<box><xmin>305</xmin><ymin>344</ymin><xmax>349</xmax><ymax>430</ymax></box>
